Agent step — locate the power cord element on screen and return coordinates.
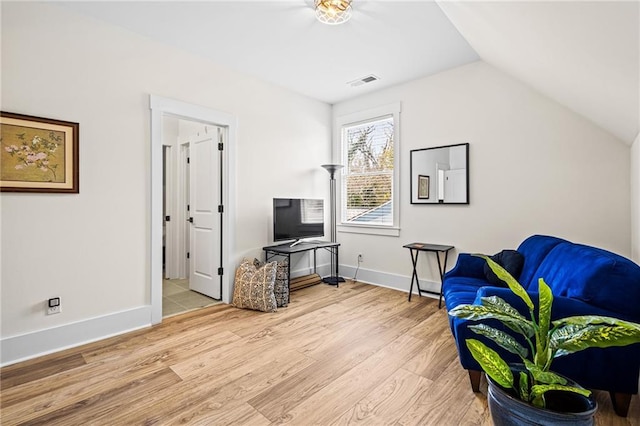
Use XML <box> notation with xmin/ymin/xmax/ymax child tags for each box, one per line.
<box><xmin>352</xmin><ymin>255</ymin><xmax>362</xmax><ymax>281</ymax></box>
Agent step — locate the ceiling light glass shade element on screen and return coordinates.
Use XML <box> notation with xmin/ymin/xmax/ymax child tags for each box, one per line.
<box><xmin>315</xmin><ymin>0</ymin><xmax>352</xmax><ymax>25</ymax></box>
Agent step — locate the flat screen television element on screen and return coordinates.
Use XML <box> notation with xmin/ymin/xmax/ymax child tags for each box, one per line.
<box><xmin>273</xmin><ymin>198</ymin><xmax>324</xmax><ymax>246</ymax></box>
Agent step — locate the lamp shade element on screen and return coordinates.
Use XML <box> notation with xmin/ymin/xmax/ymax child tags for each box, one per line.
<box><xmin>321</xmin><ymin>164</ymin><xmax>344</xmax><ymax>179</ymax></box>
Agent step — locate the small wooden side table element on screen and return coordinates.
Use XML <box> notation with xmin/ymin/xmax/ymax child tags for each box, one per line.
<box><xmin>403</xmin><ymin>242</ymin><xmax>454</xmax><ymax>308</ymax></box>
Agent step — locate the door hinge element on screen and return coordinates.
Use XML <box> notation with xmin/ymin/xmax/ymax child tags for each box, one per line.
<box><xmin>218</xmin><ymin>205</ymin><xmax>224</xmax><ymax>213</ymax></box>
<box><xmin>187</xmin><ymin>157</ymin><xmax>190</xmax><ymax>164</ymax></box>
<box><xmin>165</xmin><ymin>215</ymin><xmax>170</xmax><ymax>221</ymax></box>
<box><xmin>217</xmin><ymin>267</ymin><xmax>224</xmax><ymax>276</ymax></box>
<box><xmin>188</xmin><ymin>217</ymin><xmax>193</xmax><ymax>223</ymax></box>
<box><xmin>218</xmin><ymin>142</ymin><xmax>223</xmax><ymax>151</ymax></box>
<box><xmin>187</xmin><ymin>204</ymin><xmax>190</xmax><ymax>211</ymax></box>
<box><xmin>187</xmin><ymin>252</ymin><xmax>190</xmax><ymax>259</ymax></box>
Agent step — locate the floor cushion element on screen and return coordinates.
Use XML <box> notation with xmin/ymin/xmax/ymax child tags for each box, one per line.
<box><xmin>254</xmin><ymin>257</ymin><xmax>289</xmax><ymax>307</ymax></box>
<box><xmin>233</xmin><ymin>258</ymin><xmax>278</xmax><ymax>312</ymax></box>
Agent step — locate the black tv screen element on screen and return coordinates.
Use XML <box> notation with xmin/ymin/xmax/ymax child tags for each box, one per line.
<box><xmin>273</xmin><ymin>198</ymin><xmax>324</xmax><ymax>242</ymax></box>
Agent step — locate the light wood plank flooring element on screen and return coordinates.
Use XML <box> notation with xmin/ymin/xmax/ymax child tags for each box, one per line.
<box><xmin>1</xmin><ymin>280</ymin><xmax>639</xmax><ymax>425</ymax></box>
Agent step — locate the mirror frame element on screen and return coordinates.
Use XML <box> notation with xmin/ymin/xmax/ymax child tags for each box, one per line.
<box><xmin>409</xmin><ymin>143</ymin><xmax>469</xmax><ymax>205</ymax></box>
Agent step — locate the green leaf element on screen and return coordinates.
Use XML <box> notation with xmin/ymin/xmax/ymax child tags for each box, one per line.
<box><xmin>479</xmin><ymin>296</ymin><xmax>527</xmax><ymax>320</ymax></box>
<box><xmin>469</xmin><ymin>324</ymin><xmax>529</xmax><ymax>359</ymax></box>
<box><xmin>553</xmin><ymin>316</ymin><xmax>640</xmax><ymax>331</ymax></box>
<box><xmin>475</xmin><ymin>254</ymin><xmax>534</xmax><ymax>311</ymax></box>
<box><xmin>530</xmin><ymin>384</ymin><xmax>592</xmax><ymax>400</ymax></box>
<box><xmin>537</xmin><ymin>279</ymin><xmax>553</xmax><ymax>341</ymax></box>
<box><xmin>466</xmin><ymin>339</ymin><xmax>514</xmax><ymax>389</ymax></box>
<box><xmin>549</xmin><ymin>324</ymin><xmax>582</xmax><ymax>353</ymax></box>
<box><xmin>551</xmin><ymin>323</ymin><xmax>640</xmax><ymax>357</ymax></box>
<box><xmin>519</xmin><ymin>371</ymin><xmax>529</xmax><ymax>401</ymax></box>
<box><xmin>449</xmin><ymin>302</ymin><xmax>534</xmax><ymax>338</ymax></box>
<box><xmin>532</xmin><ymin>394</ymin><xmax>545</xmax><ymax>408</ymax></box>
<box><xmin>479</xmin><ymin>296</ymin><xmax>536</xmax><ymax>338</ymax></box>
<box><xmin>523</xmin><ymin>359</ymin><xmax>567</xmax><ymax>386</ymax></box>
<box><xmin>535</xmin><ymin>278</ymin><xmax>553</xmax><ymax>368</ymax></box>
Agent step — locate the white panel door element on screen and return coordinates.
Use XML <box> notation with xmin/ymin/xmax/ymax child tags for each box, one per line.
<box><xmin>189</xmin><ymin>129</ymin><xmax>221</xmax><ymax>299</ymax></box>
<box><xmin>444</xmin><ymin>169</ymin><xmax>467</xmax><ymax>203</ymax></box>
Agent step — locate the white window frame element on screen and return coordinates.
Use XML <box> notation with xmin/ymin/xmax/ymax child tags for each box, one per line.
<box><xmin>334</xmin><ymin>102</ymin><xmax>401</xmax><ymax>237</ymax></box>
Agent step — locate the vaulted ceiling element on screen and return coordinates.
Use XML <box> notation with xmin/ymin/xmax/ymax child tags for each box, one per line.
<box><xmin>60</xmin><ymin>1</ymin><xmax>639</xmax><ymax>145</ymax></box>
<box><xmin>439</xmin><ymin>1</ymin><xmax>639</xmax><ymax>145</ymax></box>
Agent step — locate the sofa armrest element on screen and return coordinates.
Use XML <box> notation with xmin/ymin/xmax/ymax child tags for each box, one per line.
<box><xmin>444</xmin><ymin>253</ymin><xmax>486</xmax><ymax>280</ymax></box>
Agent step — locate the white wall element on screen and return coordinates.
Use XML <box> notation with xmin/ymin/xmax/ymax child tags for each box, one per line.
<box><xmin>334</xmin><ymin>61</ymin><xmax>632</xmax><ymax>292</ymax></box>
<box><xmin>632</xmin><ymin>133</ymin><xmax>640</xmax><ymax>262</ymax></box>
<box><xmin>0</xmin><ymin>3</ymin><xmax>331</xmax><ymax>364</ymax></box>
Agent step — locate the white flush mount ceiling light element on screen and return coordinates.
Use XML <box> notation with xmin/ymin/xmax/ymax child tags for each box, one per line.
<box><xmin>315</xmin><ymin>0</ymin><xmax>353</xmax><ymax>25</ymax></box>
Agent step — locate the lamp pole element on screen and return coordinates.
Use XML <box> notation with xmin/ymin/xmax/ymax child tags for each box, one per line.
<box><xmin>321</xmin><ymin>164</ymin><xmax>344</xmax><ymax>284</ymax></box>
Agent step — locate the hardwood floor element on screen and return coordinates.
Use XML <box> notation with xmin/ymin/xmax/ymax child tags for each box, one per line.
<box><xmin>1</xmin><ymin>280</ymin><xmax>639</xmax><ymax>425</ymax></box>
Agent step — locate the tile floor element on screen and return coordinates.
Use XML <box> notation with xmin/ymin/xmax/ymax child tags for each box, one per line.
<box><xmin>162</xmin><ymin>278</ymin><xmax>220</xmax><ymax>317</ymax></box>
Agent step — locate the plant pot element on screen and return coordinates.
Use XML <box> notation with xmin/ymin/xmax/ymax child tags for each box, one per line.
<box><xmin>487</xmin><ymin>366</ymin><xmax>597</xmax><ymax>426</ymax></box>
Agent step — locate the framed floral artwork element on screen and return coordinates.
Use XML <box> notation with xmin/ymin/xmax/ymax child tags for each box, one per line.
<box><xmin>418</xmin><ymin>175</ymin><xmax>430</xmax><ymax>199</ymax></box>
<box><xmin>1</xmin><ymin>112</ymin><xmax>79</xmax><ymax>193</ymax></box>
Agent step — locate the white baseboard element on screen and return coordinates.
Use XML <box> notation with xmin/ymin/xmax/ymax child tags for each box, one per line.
<box><xmin>1</xmin><ymin>306</ymin><xmax>151</xmax><ymax>367</ymax></box>
<box><xmin>340</xmin><ymin>264</ymin><xmax>442</xmax><ymax>301</ymax></box>
<box><xmin>290</xmin><ymin>263</ymin><xmax>331</xmax><ymax>280</ymax></box>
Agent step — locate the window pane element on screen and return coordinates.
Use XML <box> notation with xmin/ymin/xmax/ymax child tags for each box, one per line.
<box><xmin>343</xmin><ymin>116</ymin><xmax>394</xmax><ymax>226</ymax></box>
<box><xmin>345</xmin><ymin>117</ymin><xmax>394</xmax><ymax>174</ymax></box>
<box><xmin>345</xmin><ymin>173</ymin><xmax>392</xmax><ymax>224</ymax></box>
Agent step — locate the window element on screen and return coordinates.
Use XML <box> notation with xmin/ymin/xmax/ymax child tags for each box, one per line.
<box><xmin>336</xmin><ymin>103</ymin><xmax>400</xmax><ymax>236</ymax></box>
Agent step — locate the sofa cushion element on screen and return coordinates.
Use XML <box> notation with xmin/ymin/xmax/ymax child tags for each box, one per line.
<box><xmin>530</xmin><ymin>243</ymin><xmax>640</xmax><ymax>319</ymax></box>
<box><xmin>233</xmin><ymin>258</ymin><xmax>278</xmax><ymax>313</ymax></box>
<box><xmin>516</xmin><ymin>235</ymin><xmax>568</xmax><ymax>288</ymax></box>
<box><xmin>483</xmin><ymin>249</ymin><xmax>524</xmax><ymax>286</ymax></box>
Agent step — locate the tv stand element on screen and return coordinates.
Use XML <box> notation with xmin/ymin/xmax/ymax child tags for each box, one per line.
<box><xmin>263</xmin><ymin>240</ymin><xmax>341</xmax><ymax>302</ymax></box>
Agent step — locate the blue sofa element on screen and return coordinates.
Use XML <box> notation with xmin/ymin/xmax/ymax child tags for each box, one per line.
<box><xmin>443</xmin><ymin>235</ymin><xmax>640</xmax><ymax>416</ymax></box>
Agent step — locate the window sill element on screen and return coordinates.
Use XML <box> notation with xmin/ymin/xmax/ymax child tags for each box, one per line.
<box><xmin>337</xmin><ymin>224</ymin><xmax>400</xmax><ymax>237</ymax></box>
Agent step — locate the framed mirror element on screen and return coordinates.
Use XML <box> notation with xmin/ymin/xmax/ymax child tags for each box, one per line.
<box><xmin>410</xmin><ymin>143</ymin><xmax>469</xmax><ymax>204</ymax></box>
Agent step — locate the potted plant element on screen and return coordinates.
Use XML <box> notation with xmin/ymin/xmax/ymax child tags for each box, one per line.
<box><xmin>448</xmin><ymin>255</ymin><xmax>640</xmax><ymax>426</ymax></box>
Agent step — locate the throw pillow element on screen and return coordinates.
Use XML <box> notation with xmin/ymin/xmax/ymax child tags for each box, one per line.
<box><xmin>483</xmin><ymin>249</ymin><xmax>525</xmax><ymax>286</ymax></box>
<box><xmin>232</xmin><ymin>258</ymin><xmax>278</xmax><ymax>312</ymax></box>
<box><xmin>254</xmin><ymin>258</ymin><xmax>289</xmax><ymax>307</ymax></box>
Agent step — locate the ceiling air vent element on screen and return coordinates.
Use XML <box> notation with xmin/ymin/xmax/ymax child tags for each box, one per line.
<box><xmin>348</xmin><ymin>75</ymin><xmax>379</xmax><ymax>87</ymax></box>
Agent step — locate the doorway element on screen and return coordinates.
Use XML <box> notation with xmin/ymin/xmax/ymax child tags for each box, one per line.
<box><xmin>162</xmin><ymin>118</ymin><xmax>223</xmax><ymax>317</ymax></box>
<box><xmin>150</xmin><ymin>95</ymin><xmax>237</xmax><ymax>325</ymax></box>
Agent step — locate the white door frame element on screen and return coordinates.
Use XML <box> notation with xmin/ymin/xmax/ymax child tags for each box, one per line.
<box><xmin>163</xmin><ymin>145</ymin><xmax>177</xmax><ymax>279</ymax></box>
<box><xmin>150</xmin><ymin>95</ymin><xmax>236</xmax><ymax>324</ymax></box>
<box><xmin>177</xmin><ymin>142</ymin><xmax>190</xmax><ymax>279</ymax></box>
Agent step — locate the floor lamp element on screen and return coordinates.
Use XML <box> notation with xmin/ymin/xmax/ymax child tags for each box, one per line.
<box><xmin>321</xmin><ymin>164</ymin><xmax>345</xmax><ymax>284</ymax></box>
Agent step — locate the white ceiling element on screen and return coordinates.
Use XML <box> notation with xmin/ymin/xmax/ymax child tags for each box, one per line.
<box><xmin>59</xmin><ymin>1</ymin><xmax>639</xmax><ymax>145</ymax></box>
<box><xmin>59</xmin><ymin>1</ymin><xmax>479</xmax><ymax>103</ymax></box>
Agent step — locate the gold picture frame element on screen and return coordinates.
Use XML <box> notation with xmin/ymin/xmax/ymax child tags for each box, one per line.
<box><xmin>1</xmin><ymin>112</ymin><xmax>79</xmax><ymax>193</ymax></box>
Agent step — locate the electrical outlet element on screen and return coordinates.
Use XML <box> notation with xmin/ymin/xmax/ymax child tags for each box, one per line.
<box><xmin>358</xmin><ymin>253</ymin><xmax>363</xmax><ymax>262</ymax></box>
<box><xmin>47</xmin><ymin>297</ymin><xmax>61</xmax><ymax>315</ymax></box>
